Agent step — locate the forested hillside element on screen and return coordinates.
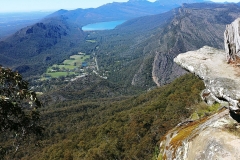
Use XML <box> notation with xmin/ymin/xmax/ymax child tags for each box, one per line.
<box><xmin>93</xmin><ymin>3</ymin><xmax>240</xmax><ymax>88</ymax></box>
<box><xmin>0</xmin><ymin>16</ymin><xmax>85</xmax><ymax>76</ymax></box>
<box><xmin>1</xmin><ymin>1</ymin><xmax>239</xmax><ymax>159</ymax></box>
<box><xmin>5</xmin><ymin>73</ymin><xmax>205</xmax><ymax>160</ymax></box>
<box><xmin>1</xmin><ymin>3</ymin><xmax>239</xmax><ymax>90</ymax></box>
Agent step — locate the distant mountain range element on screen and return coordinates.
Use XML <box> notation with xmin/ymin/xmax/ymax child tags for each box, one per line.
<box><xmin>81</xmin><ymin>3</ymin><xmax>240</xmax><ymax>87</ymax></box>
<box><xmin>0</xmin><ymin>0</ymin><xmax>206</xmax><ymax>75</ymax></box>
<box><xmin>0</xmin><ymin>1</ymin><xmax>240</xmax><ymax>88</ymax></box>
<box><xmin>2</xmin><ymin>1</ymin><xmax>240</xmax><ymax>159</ymax></box>
<box><xmin>47</xmin><ymin>0</ymin><xmax>206</xmax><ymax>26</ymax></box>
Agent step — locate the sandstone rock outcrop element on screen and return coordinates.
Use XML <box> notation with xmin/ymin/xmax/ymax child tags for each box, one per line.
<box><xmin>159</xmin><ymin>46</ymin><xmax>240</xmax><ymax>160</ymax></box>
<box><xmin>224</xmin><ymin>18</ymin><xmax>240</xmax><ymax>63</ymax></box>
<box><xmin>159</xmin><ymin>108</ymin><xmax>240</xmax><ymax>160</ymax></box>
<box><xmin>174</xmin><ymin>46</ymin><xmax>240</xmax><ymax>111</ymax></box>
<box><xmin>158</xmin><ymin>18</ymin><xmax>240</xmax><ymax>160</ymax></box>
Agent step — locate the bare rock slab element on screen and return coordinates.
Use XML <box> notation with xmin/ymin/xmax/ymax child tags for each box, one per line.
<box><xmin>174</xmin><ymin>46</ymin><xmax>240</xmax><ymax>110</ymax></box>
<box><xmin>159</xmin><ymin>109</ymin><xmax>240</xmax><ymax>160</ymax></box>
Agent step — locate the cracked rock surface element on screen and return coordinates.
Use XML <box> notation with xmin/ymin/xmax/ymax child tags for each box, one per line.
<box><xmin>174</xmin><ymin>46</ymin><xmax>240</xmax><ymax>110</ymax></box>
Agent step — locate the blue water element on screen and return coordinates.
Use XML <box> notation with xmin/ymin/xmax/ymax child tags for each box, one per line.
<box><xmin>82</xmin><ymin>20</ymin><xmax>126</xmax><ymax>31</ymax></box>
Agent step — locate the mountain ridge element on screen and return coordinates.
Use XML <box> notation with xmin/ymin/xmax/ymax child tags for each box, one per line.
<box><xmin>0</xmin><ymin>3</ymin><xmax>240</xmax><ymax>89</ymax></box>
<box><xmin>93</xmin><ymin>3</ymin><xmax>240</xmax><ymax>87</ymax></box>
<box><xmin>2</xmin><ymin>2</ymin><xmax>240</xmax><ymax>159</ymax></box>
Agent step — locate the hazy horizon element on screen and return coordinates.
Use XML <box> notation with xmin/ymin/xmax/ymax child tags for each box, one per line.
<box><xmin>0</xmin><ymin>0</ymin><xmax>239</xmax><ymax>13</ymax></box>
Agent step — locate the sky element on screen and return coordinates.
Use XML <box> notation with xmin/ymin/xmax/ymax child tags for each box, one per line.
<box><xmin>0</xmin><ymin>0</ymin><xmax>239</xmax><ymax>13</ymax></box>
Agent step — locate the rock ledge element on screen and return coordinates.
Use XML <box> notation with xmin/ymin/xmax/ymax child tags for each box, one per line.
<box><xmin>174</xmin><ymin>46</ymin><xmax>240</xmax><ymax>110</ymax></box>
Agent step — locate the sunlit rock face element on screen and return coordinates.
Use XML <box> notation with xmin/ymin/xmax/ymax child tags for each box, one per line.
<box><xmin>174</xmin><ymin>46</ymin><xmax>240</xmax><ymax>110</ymax></box>
<box><xmin>158</xmin><ymin>109</ymin><xmax>240</xmax><ymax>160</ymax></box>
<box><xmin>158</xmin><ymin>18</ymin><xmax>240</xmax><ymax>160</ymax></box>
<box><xmin>224</xmin><ymin>18</ymin><xmax>240</xmax><ymax>63</ymax></box>
<box><xmin>160</xmin><ymin>45</ymin><xmax>240</xmax><ymax>159</ymax></box>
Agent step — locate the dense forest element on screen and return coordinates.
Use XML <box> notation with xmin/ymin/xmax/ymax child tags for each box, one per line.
<box><xmin>1</xmin><ymin>73</ymin><xmax>213</xmax><ymax>159</ymax></box>
<box><xmin>1</xmin><ymin>2</ymin><xmax>239</xmax><ymax>160</ymax></box>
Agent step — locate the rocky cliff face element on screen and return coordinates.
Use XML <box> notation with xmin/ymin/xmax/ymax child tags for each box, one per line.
<box><xmin>160</xmin><ymin>46</ymin><xmax>240</xmax><ymax>159</ymax></box>
<box><xmin>224</xmin><ymin>18</ymin><xmax>240</xmax><ymax>62</ymax></box>
<box><xmin>174</xmin><ymin>46</ymin><xmax>240</xmax><ymax>110</ymax></box>
<box><xmin>159</xmin><ymin>108</ymin><xmax>240</xmax><ymax>160</ymax></box>
<box><xmin>151</xmin><ymin>3</ymin><xmax>240</xmax><ymax>86</ymax></box>
<box><xmin>158</xmin><ymin>18</ymin><xmax>240</xmax><ymax>159</ymax></box>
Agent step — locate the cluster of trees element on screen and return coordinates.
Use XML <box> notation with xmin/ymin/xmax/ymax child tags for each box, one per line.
<box><xmin>1</xmin><ymin>65</ymin><xmax>220</xmax><ymax>160</ymax></box>
<box><xmin>0</xmin><ymin>67</ymin><xmax>43</xmax><ymax>159</ymax></box>
<box><xmin>1</xmin><ymin>3</ymin><xmax>240</xmax><ymax>159</ymax></box>
<box><xmin>10</xmin><ymin>73</ymin><xmax>205</xmax><ymax>159</ymax></box>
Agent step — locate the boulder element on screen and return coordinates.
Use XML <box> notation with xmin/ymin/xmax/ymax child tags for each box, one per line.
<box><xmin>174</xmin><ymin>46</ymin><xmax>240</xmax><ymax>110</ymax></box>
<box><xmin>224</xmin><ymin>18</ymin><xmax>240</xmax><ymax>63</ymax></box>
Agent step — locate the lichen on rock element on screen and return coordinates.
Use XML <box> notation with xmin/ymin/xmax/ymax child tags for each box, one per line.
<box><xmin>158</xmin><ymin>108</ymin><xmax>240</xmax><ymax>160</ymax></box>
<box><xmin>159</xmin><ymin>18</ymin><xmax>240</xmax><ymax>160</ymax></box>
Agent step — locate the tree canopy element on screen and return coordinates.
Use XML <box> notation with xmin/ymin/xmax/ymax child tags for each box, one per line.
<box><xmin>0</xmin><ymin>67</ymin><xmax>43</xmax><ymax>159</ymax></box>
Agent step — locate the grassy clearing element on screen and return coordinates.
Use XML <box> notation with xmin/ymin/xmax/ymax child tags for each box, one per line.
<box><xmin>46</xmin><ymin>72</ymin><xmax>75</xmax><ymax>78</ymax></box>
<box><xmin>57</xmin><ymin>65</ymin><xmax>75</xmax><ymax>70</ymax></box>
<box><xmin>44</xmin><ymin>54</ymin><xmax>90</xmax><ymax>78</ymax></box>
<box><xmin>190</xmin><ymin>102</ymin><xmax>220</xmax><ymax>120</ymax></box>
<box><xmin>62</xmin><ymin>55</ymin><xmax>89</xmax><ymax>66</ymax></box>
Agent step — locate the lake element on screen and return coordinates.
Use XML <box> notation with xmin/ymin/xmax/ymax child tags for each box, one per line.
<box><xmin>82</xmin><ymin>20</ymin><xmax>126</xmax><ymax>31</ymax></box>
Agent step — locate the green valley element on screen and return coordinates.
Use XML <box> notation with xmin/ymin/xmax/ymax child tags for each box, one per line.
<box><xmin>1</xmin><ymin>1</ymin><xmax>240</xmax><ymax>160</ymax></box>
<box><xmin>43</xmin><ymin>53</ymin><xmax>92</xmax><ymax>79</ymax></box>
<box><xmin>11</xmin><ymin>73</ymin><xmax>206</xmax><ymax>160</ymax></box>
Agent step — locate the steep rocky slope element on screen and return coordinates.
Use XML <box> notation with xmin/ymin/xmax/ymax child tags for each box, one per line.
<box><xmin>158</xmin><ymin>18</ymin><xmax>240</xmax><ymax>159</ymax></box>
<box><xmin>159</xmin><ymin>108</ymin><xmax>240</xmax><ymax>160</ymax></box>
<box><xmin>150</xmin><ymin>3</ymin><xmax>240</xmax><ymax>86</ymax></box>
<box><xmin>0</xmin><ymin>16</ymin><xmax>85</xmax><ymax>76</ymax></box>
<box><xmin>174</xmin><ymin>46</ymin><xmax>240</xmax><ymax>110</ymax></box>
<box><xmin>1</xmin><ymin>3</ymin><xmax>240</xmax><ymax>88</ymax></box>
<box><xmin>92</xmin><ymin>3</ymin><xmax>240</xmax><ymax>89</ymax></box>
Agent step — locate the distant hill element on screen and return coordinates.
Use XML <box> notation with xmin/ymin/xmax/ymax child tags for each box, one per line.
<box><xmin>0</xmin><ymin>0</ymin><xmax>207</xmax><ymax>78</ymax></box>
<box><xmin>46</xmin><ymin>1</ymin><xmax>166</xmax><ymax>26</ymax></box>
<box><xmin>0</xmin><ymin>12</ymin><xmax>53</xmax><ymax>39</ymax></box>
<box><xmin>155</xmin><ymin>0</ymin><xmax>206</xmax><ymax>6</ymax></box>
<box><xmin>91</xmin><ymin>3</ymin><xmax>240</xmax><ymax>88</ymax></box>
<box><xmin>0</xmin><ymin>2</ymin><xmax>239</xmax><ymax>88</ymax></box>
<box><xmin>0</xmin><ymin>16</ymin><xmax>85</xmax><ymax>76</ymax></box>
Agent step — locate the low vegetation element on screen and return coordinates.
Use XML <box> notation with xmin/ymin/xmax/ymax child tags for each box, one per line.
<box><xmin>190</xmin><ymin>102</ymin><xmax>221</xmax><ymax>120</ymax></box>
<box><xmin>0</xmin><ymin>67</ymin><xmax>43</xmax><ymax>159</ymax></box>
<box><xmin>43</xmin><ymin>53</ymin><xmax>91</xmax><ymax>79</ymax></box>
<box><xmin>7</xmin><ymin>73</ymin><xmax>206</xmax><ymax>160</ymax></box>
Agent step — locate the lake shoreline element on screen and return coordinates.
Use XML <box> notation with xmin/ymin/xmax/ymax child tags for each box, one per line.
<box><xmin>82</xmin><ymin>20</ymin><xmax>126</xmax><ymax>31</ymax></box>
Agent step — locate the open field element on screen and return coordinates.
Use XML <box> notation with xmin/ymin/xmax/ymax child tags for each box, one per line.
<box><xmin>44</xmin><ymin>54</ymin><xmax>90</xmax><ymax>78</ymax></box>
<box><xmin>47</xmin><ymin>72</ymin><xmax>76</xmax><ymax>78</ymax></box>
<box><xmin>52</xmin><ymin>64</ymin><xmax>75</xmax><ymax>70</ymax></box>
<box><xmin>63</xmin><ymin>55</ymin><xmax>89</xmax><ymax>66</ymax></box>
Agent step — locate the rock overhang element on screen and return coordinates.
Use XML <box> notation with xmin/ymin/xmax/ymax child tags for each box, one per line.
<box><xmin>174</xmin><ymin>46</ymin><xmax>240</xmax><ymax>110</ymax></box>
